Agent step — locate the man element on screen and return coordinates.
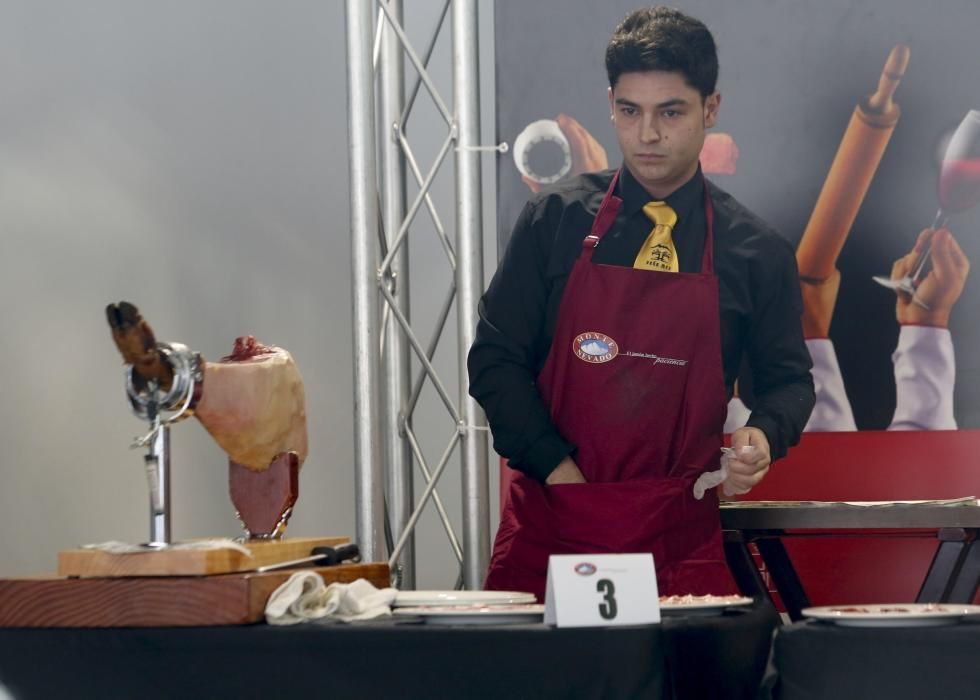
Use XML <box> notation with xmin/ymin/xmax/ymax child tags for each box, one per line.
<box><xmin>468</xmin><ymin>7</ymin><xmax>815</xmax><ymax>600</ymax></box>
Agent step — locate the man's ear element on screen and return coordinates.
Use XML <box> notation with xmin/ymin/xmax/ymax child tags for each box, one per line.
<box><xmin>608</xmin><ymin>86</ymin><xmax>615</xmax><ymax>120</ymax></box>
<box><xmin>704</xmin><ymin>91</ymin><xmax>721</xmax><ymax>128</ymax></box>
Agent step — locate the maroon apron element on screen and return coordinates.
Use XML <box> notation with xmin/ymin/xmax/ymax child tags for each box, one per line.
<box><xmin>486</xmin><ymin>170</ymin><xmax>738</xmax><ymax>601</ymax></box>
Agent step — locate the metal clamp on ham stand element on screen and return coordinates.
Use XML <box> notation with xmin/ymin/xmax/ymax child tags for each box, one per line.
<box><xmin>124</xmin><ymin>342</ymin><xmax>203</xmax><ymax>548</ymax></box>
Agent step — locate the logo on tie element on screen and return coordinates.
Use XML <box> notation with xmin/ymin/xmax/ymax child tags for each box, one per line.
<box><xmin>634</xmin><ymin>201</ymin><xmax>679</xmax><ymax>272</ymax></box>
<box><xmin>648</xmin><ymin>243</ymin><xmax>673</xmax><ymax>265</ymax></box>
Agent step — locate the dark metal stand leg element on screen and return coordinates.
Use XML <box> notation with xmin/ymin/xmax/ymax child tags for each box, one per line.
<box><xmin>755</xmin><ymin>538</ymin><xmax>810</xmax><ymax>622</ymax></box>
<box><xmin>917</xmin><ymin>528</ymin><xmax>970</xmax><ymax>603</ymax></box>
<box><xmin>723</xmin><ymin>531</ymin><xmax>771</xmax><ymax>604</ymax></box>
<box><xmin>947</xmin><ymin>541</ymin><xmax>980</xmax><ymax>603</ymax></box>
<box><xmin>917</xmin><ymin>529</ymin><xmax>979</xmax><ymax>603</ymax></box>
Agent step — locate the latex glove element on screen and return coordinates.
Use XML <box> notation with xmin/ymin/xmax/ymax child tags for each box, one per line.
<box><xmin>693</xmin><ymin>448</ymin><xmax>730</xmax><ymax>500</ymax></box>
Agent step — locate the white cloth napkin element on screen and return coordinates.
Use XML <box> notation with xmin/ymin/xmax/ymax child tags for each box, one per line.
<box><xmin>265</xmin><ymin>573</ymin><xmax>397</xmax><ymax>625</ymax></box>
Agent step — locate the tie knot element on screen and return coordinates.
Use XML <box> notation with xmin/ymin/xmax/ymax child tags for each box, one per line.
<box><xmin>643</xmin><ymin>201</ymin><xmax>677</xmax><ymax>228</ymax></box>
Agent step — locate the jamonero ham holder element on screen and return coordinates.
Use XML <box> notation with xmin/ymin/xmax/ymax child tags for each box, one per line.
<box><xmin>0</xmin><ymin>302</ymin><xmax>389</xmax><ymax>628</ymax></box>
<box><xmin>105</xmin><ymin>300</ymin><xmax>309</xmax><ymax>546</ymax></box>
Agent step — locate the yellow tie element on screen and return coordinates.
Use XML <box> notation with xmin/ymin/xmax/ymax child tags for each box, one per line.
<box><xmin>633</xmin><ymin>201</ymin><xmax>679</xmax><ymax>272</ymax></box>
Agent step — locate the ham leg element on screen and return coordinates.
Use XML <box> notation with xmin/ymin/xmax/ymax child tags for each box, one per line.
<box><xmin>194</xmin><ymin>336</ymin><xmax>309</xmax><ymax>472</ymax></box>
<box><xmin>107</xmin><ymin>303</ymin><xmax>308</xmax><ymax>473</ymax></box>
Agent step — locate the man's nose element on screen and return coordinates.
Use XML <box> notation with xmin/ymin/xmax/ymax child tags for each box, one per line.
<box><xmin>639</xmin><ymin>117</ymin><xmax>661</xmax><ymax>143</ymax></box>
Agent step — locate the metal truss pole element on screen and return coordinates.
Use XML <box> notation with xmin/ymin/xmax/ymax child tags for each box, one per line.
<box><xmin>378</xmin><ymin>0</ymin><xmax>415</xmax><ymax>588</ymax></box>
<box><xmin>452</xmin><ymin>0</ymin><xmax>490</xmax><ymax>589</ymax></box>
<box><xmin>345</xmin><ymin>0</ymin><xmax>385</xmax><ymax>564</ymax></box>
<box><xmin>348</xmin><ymin>0</ymin><xmax>489</xmax><ymax>587</ymax></box>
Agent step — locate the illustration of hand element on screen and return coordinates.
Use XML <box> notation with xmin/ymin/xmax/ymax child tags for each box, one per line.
<box><xmin>799</xmin><ymin>269</ymin><xmax>841</xmax><ymax>339</ymax></box>
<box><xmin>700</xmin><ymin>132</ymin><xmax>739</xmax><ymax>175</ymax></box>
<box><xmin>892</xmin><ymin>228</ymin><xmax>970</xmax><ymax>327</ymax></box>
<box><xmin>559</xmin><ymin>113</ymin><xmax>608</xmax><ymax>175</ymax></box>
<box><xmin>521</xmin><ymin>113</ymin><xmax>608</xmax><ymax>193</ymax></box>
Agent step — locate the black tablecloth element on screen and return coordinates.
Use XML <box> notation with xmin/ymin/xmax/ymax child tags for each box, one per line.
<box><xmin>0</xmin><ymin>601</ymin><xmax>777</xmax><ymax>700</ymax></box>
<box><xmin>765</xmin><ymin>619</ymin><xmax>980</xmax><ymax>700</ymax></box>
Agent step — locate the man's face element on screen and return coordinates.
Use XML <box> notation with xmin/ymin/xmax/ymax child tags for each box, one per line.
<box><xmin>608</xmin><ymin>71</ymin><xmax>720</xmax><ymax>199</ymax></box>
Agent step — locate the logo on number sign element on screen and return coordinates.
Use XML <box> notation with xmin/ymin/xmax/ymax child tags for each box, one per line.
<box><xmin>574</xmin><ymin>562</ymin><xmax>597</xmax><ymax>576</ymax></box>
<box><xmin>572</xmin><ymin>332</ymin><xmax>619</xmax><ymax>364</ymax></box>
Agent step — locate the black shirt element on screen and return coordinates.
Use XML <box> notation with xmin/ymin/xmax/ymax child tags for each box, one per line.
<box><xmin>468</xmin><ymin>166</ymin><xmax>815</xmax><ymax>483</ymax></box>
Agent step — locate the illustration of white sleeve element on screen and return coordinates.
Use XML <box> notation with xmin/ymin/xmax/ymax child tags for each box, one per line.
<box><xmin>723</xmin><ymin>396</ymin><xmax>752</xmax><ymax>434</ymax></box>
<box><xmin>888</xmin><ymin>325</ymin><xmax>957</xmax><ymax>431</ymax></box>
<box><xmin>805</xmin><ymin>338</ymin><xmax>857</xmax><ymax>432</ymax></box>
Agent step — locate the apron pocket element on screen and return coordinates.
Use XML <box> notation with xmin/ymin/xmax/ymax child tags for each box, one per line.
<box><xmin>546</xmin><ymin>479</ymin><xmax>683</xmax><ymax>552</ymax></box>
<box><xmin>546</xmin><ymin>477</ymin><xmax>733</xmax><ymax>594</ymax></box>
<box><xmin>489</xmin><ymin>475</ymin><xmax>735</xmax><ymax>598</ymax></box>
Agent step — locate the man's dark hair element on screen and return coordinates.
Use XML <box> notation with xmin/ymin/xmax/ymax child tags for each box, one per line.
<box><xmin>605</xmin><ymin>6</ymin><xmax>718</xmax><ymax>97</ymax></box>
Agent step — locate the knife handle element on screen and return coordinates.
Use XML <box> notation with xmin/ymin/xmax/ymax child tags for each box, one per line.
<box><xmin>312</xmin><ymin>544</ymin><xmax>361</xmax><ymax>565</ymax></box>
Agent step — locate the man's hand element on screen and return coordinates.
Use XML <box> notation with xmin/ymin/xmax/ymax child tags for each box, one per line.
<box><xmin>545</xmin><ymin>455</ymin><xmax>587</xmax><ymax>485</ymax></box>
<box><xmin>799</xmin><ymin>269</ymin><xmax>841</xmax><ymax>339</ymax></box>
<box><xmin>724</xmin><ymin>427</ymin><xmax>772</xmax><ymax>496</ymax></box>
<box><xmin>522</xmin><ymin>113</ymin><xmax>608</xmax><ymax>193</ymax></box>
<box><xmin>893</xmin><ymin>228</ymin><xmax>970</xmax><ymax>328</ymax></box>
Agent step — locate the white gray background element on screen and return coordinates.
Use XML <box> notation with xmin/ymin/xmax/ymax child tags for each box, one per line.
<box><xmin>0</xmin><ymin>0</ymin><xmax>499</xmax><ymax>587</ymax></box>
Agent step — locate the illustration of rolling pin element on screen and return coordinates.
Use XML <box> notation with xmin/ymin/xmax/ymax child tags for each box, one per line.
<box><xmin>796</xmin><ymin>44</ymin><xmax>910</xmax><ymax>281</ymax></box>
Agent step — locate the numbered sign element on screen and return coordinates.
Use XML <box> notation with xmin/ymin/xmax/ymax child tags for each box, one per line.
<box><xmin>544</xmin><ymin>553</ymin><xmax>660</xmax><ymax>627</ymax></box>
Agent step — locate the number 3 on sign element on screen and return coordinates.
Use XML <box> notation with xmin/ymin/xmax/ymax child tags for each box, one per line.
<box><xmin>597</xmin><ymin>579</ymin><xmax>617</xmax><ymax>619</ymax></box>
<box><xmin>544</xmin><ymin>554</ymin><xmax>661</xmax><ymax>627</ymax></box>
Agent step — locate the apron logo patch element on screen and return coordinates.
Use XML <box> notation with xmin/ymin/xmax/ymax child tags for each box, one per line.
<box><xmin>574</xmin><ymin>562</ymin><xmax>597</xmax><ymax>576</ymax></box>
<box><xmin>572</xmin><ymin>332</ymin><xmax>619</xmax><ymax>363</ymax></box>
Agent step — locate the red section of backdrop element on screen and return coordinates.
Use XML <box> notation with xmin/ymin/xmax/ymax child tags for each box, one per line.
<box><xmin>498</xmin><ymin>429</ymin><xmax>980</xmax><ymax>603</ymax></box>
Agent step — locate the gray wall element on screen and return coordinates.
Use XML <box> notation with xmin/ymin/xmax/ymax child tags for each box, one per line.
<box><xmin>0</xmin><ymin>0</ymin><xmax>498</xmax><ymax>588</ymax></box>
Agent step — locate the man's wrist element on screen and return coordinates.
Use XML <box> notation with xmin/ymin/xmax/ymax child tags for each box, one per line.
<box><xmin>511</xmin><ymin>436</ymin><xmax>576</xmax><ymax>484</ymax></box>
<box><xmin>545</xmin><ymin>456</ymin><xmax>585</xmax><ymax>485</ymax></box>
<box><xmin>744</xmin><ymin>417</ymin><xmax>780</xmax><ymax>460</ymax></box>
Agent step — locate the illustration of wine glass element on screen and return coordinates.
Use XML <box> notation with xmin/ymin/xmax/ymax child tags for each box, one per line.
<box><xmin>873</xmin><ymin>109</ymin><xmax>980</xmax><ymax>304</ymax></box>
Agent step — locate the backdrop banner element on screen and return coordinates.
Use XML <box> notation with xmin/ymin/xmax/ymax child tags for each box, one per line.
<box><xmin>494</xmin><ymin>0</ymin><xmax>980</xmax><ymax>434</ymax></box>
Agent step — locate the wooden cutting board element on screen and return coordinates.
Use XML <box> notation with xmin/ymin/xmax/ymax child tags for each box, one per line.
<box><xmin>0</xmin><ymin>562</ymin><xmax>391</xmax><ymax>627</ymax></box>
<box><xmin>57</xmin><ymin>536</ymin><xmax>350</xmax><ymax>577</ymax></box>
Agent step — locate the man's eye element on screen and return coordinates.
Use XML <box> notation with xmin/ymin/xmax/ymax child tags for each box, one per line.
<box><xmin>662</xmin><ymin>110</ymin><xmax>679</xmax><ymax>118</ymax></box>
<box><xmin>620</xmin><ymin>107</ymin><xmax>636</xmax><ymax>116</ymax></box>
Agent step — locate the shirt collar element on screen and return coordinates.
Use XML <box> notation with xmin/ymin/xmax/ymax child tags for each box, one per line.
<box><xmin>618</xmin><ymin>164</ymin><xmax>704</xmax><ymax>222</ymax></box>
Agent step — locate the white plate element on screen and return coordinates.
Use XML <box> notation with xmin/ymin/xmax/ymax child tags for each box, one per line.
<box><xmin>802</xmin><ymin>603</ymin><xmax>980</xmax><ymax>627</ymax></box>
<box><xmin>392</xmin><ymin>603</ymin><xmax>546</xmax><ymax>625</ymax></box>
<box><xmin>659</xmin><ymin>594</ymin><xmax>754</xmax><ymax>616</ymax></box>
<box><xmin>392</xmin><ymin>590</ymin><xmax>536</xmax><ymax>608</ymax></box>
